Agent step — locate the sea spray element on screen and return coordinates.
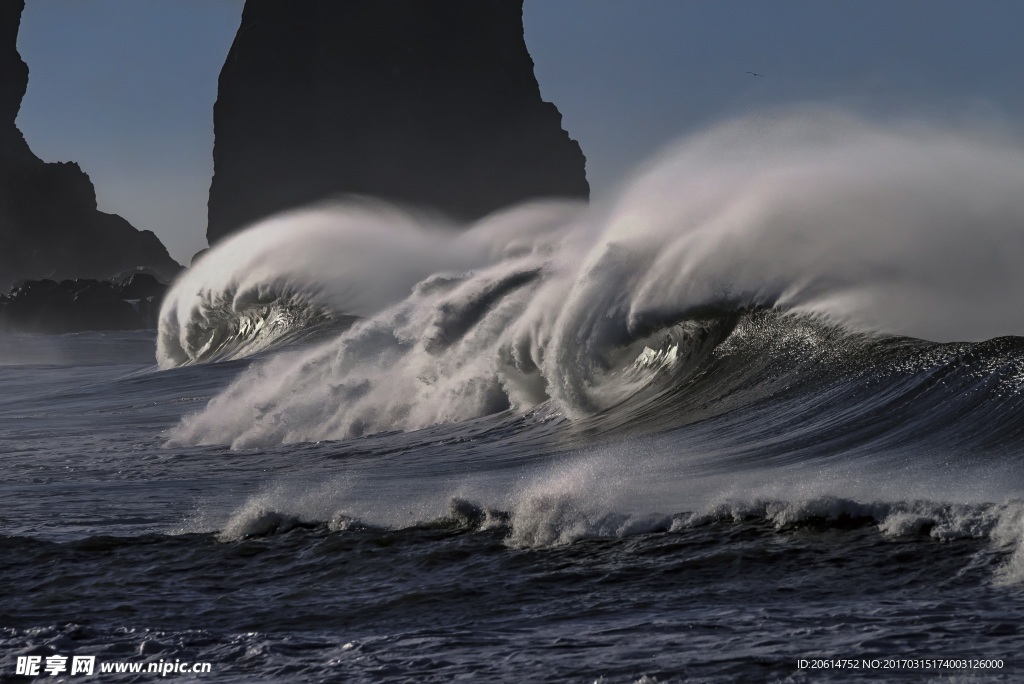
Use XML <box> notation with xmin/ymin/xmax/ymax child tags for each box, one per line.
<box><xmin>161</xmin><ymin>108</ymin><xmax>1024</xmax><ymax>447</ymax></box>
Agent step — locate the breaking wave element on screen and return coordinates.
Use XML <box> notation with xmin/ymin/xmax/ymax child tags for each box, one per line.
<box><xmin>202</xmin><ymin>485</ymin><xmax>1024</xmax><ymax>585</ymax></box>
<box><xmin>159</xmin><ymin>108</ymin><xmax>1024</xmax><ymax>448</ymax></box>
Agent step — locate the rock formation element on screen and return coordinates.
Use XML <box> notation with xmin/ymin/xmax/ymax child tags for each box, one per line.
<box><xmin>207</xmin><ymin>0</ymin><xmax>589</xmax><ymax>244</ymax></box>
<box><xmin>0</xmin><ymin>273</ymin><xmax>167</xmax><ymax>333</ymax></box>
<box><xmin>0</xmin><ymin>0</ymin><xmax>181</xmax><ymax>291</ymax></box>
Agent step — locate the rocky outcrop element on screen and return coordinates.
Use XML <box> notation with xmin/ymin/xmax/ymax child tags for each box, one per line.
<box><xmin>0</xmin><ymin>0</ymin><xmax>181</xmax><ymax>291</ymax></box>
<box><xmin>0</xmin><ymin>273</ymin><xmax>167</xmax><ymax>333</ymax></box>
<box><xmin>207</xmin><ymin>0</ymin><xmax>589</xmax><ymax>244</ymax></box>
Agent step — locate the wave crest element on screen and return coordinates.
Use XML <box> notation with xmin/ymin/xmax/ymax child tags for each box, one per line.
<box><xmin>160</xmin><ymin>109</ymin><xmax>1024</xmax><ymax>446</ymax></box>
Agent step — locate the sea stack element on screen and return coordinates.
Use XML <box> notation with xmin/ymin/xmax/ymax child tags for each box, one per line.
<box><xmin>207</xmin><ymin>0</ymin><xmax>589</xmax><ymax>244</ymax></box>
<box><xmin>0</xmin><ymin>0</ymin><xmax>181</xmax><ymax>290</ymax></box>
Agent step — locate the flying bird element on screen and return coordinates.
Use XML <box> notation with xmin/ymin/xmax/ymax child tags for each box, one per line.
<box><xmin>746</xmin><ymin>71</ymin><xmax>765</xmax><ymax>77</ymax></box>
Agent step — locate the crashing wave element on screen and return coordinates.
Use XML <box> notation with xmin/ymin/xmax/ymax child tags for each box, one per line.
<box><xmin>203</xmin><ymin>491</ymin><xmax>1024</xmax><ymax>585</ymax></box>
<box><xmin>156</xmin><ymin>199</ymin><xmax>570</xmax><ymax>367</ymax></box>
<box><xmin>159</xmin><ymin>108</ymin><xmax>1024</xmax><ymax>447</ymax></box>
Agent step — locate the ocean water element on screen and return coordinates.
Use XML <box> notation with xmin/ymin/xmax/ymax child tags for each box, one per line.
<box><xmin>4</xmin><ymin>111</ymin><xmax>1024</xmax><ymax>682</ymax></box>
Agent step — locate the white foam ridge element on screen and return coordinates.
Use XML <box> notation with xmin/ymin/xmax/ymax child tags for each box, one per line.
<box><xmin>202</xmin><ymin>481</ymin><xmax>1024</xmax><ymax>585</ymax></box>
<box><xmin>160</xmin><ymin>108</ymin><xmax>1024</xmax><ymax>447</ymax></box>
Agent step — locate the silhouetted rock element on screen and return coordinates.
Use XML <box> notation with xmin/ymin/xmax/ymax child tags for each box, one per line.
<box><xmin>207</xmin><ymin>0</ymin><xmax>589</xmax><ymax>244</ymax></box>
<box><xmin>0</xmin><ymin>0</ymin><xmax>182</xmax><ymax>290</ymax></box>
<box><xmin>0</xmin><ymin>275</ymin><xmax>168</xmax><ymax>333</ymax></box>
<box><xmin>118</xmin><ymin>272</ymin><xmax>165</xmax><ymax>301</ymax></box>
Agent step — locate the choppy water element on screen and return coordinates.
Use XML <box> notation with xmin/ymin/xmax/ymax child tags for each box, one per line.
<box><xmin>5</xmin><ymin>111</ymin><xmax>1024</xmax><ymax>681</ymax></box>
<box><xmin>2</xmin><ymin>317</ymin><xmax>1023</xmax><ymax>682</ymax></box>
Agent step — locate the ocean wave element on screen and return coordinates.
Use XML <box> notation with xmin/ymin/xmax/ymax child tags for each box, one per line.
<box><xmin>159</xmin><ymin>108</ymin><xmax>1024</xmax><ymax>447</ymax></box>
<box><xmin>200</xmin><ymin>492</ymin><xmax>1024</xmax><ymax>586</ymax></box>
<box><xmin>156</xmin><ymin>199</ymin><xmax>579</xmax><ymax>368</ymax></box>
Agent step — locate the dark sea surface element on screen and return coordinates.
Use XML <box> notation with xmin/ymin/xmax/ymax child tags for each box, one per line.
<box><xmin>7</xmin><ymin>112</ymin><xmax>1024</xmax><ymax>682</ymax></box>
<box><xmin>2</xmin><ymin>319</ymin><xmax>1023</xmax><ymax>683</ymax></box>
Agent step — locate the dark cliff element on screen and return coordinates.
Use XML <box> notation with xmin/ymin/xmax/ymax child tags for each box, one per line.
<box><xmin>0</xmin><ymin>0</ymin><xmax>181</xmax><ymax>290</ymax></box>
<box><xmin>207</xmin><ymin>0</ymin><xmax>589</xmax><ymax>244</ymax></box>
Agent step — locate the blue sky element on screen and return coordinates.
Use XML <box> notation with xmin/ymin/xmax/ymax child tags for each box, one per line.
<box><xmin>16</xmin><ymin>0</ymin><xmax>1024</xmax><ymax>264</ymax></box>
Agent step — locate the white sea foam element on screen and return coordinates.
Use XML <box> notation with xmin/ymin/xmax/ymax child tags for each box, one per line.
<box><xmin>161</xmin><ymin>108</ymin><xmax>1024</xmax><ymax>447</ymax></box>
<box><xmin>198</xmin><ymin>444</ymin><xmax>1024</xmax><ymax>587</ymax></box>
